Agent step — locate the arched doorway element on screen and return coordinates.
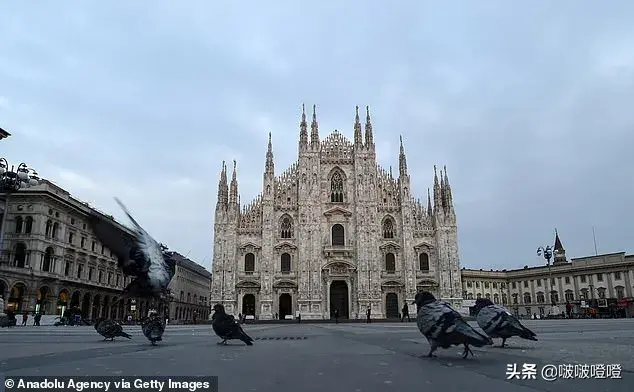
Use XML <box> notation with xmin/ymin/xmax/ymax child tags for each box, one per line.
<box><xmin>81</xmin><ymin>293</ymin><xmax>91</xmax><ymax>317</ymax></box>
<box><xmin>279</xmin><ymin>293</ymin><xmax>292</xmax><ymax>320</ymax></box>
<box><xmin>385</xmin><ymin>293</ymin><xmax>399</xmax><ymax>319</ymax></box>
<box><xmin>36</xmin><ymin>286</ymin><xmax>50</xmax><ymax>314</ymax></box>
<box><xmin>242</xmin><ymin>294</ymin><xmax>255</xmax><ymax>316</ymax></box>
<box><xmin>70</xmin><ymin>292</ymin><xmax>80</xmax><ymax>311</ymax></box>
<box><xmin>330</xmin><ymin>281</ymin><xmax>349</xmax><ymax>319</ymax></box>
<box><xmin>8</xmin><ymin>283</ymin><xmax>26</xmax><ymax>312</ymax></box>
<box><xmin>57</xmin><ymin>289</ymin><xmax>69</xmax><ymax>316</ymax></box>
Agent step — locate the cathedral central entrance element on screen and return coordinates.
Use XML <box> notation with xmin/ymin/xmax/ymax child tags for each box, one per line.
<box><xmin>278</xmin><ymin>294</ymin><xmax>292</xmax><ymax>320</ymax></box>
<box><xmin>385</xmin><ymin>293</ymin><xmax>399</xmax><ymax>319</ymax></box>
<box><xmin>242</xmin><ymin>294</ymin><xmax>255</xmax><ymax>316</ymax></box>
<box><xmin>329</xmin><ymin>280</ymin><xmax>349</xmax><ymax>319</ymax></box>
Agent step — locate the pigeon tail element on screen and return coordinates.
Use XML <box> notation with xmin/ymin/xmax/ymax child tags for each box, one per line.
<box><xmin>519</xmin><ymin>328</ymin><xmax>538</xmax><ymax>341</ymax></box>
<box><xmin>239</xmin><ymin>327</ymin><xmax>254</xmax><ymax>346</ymax></box>
<box><xmin>455</xmin><ymin>323</ymin><xmax>493</xmax><ymax>347</ymax></box>
<box><xmin>118</xmin><ymin>331</ymin><xmax>132</xmax><ymax>339</ymax></box>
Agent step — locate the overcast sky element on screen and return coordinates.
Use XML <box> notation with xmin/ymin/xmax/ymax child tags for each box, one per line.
<box><xmin>2</xmin><ymin>1</ymin><xmax>632</xmax><ymax>272</ymax></box>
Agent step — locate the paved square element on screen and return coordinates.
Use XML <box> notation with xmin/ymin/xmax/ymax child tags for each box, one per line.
<box><xmin>1</xmin><ymin>319</ymin><xmax>632</xmax><ymax>391</ymax></box>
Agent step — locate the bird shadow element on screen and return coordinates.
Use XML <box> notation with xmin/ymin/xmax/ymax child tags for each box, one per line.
<box><xmin>488</xmin><ymin>346</ymin><xmax>534</xmax><ymax>350</ymax></box>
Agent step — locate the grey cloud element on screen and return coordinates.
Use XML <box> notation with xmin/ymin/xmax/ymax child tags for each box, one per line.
<box><xmin>1</xmin><ymin>0</ymin><xmax>633</xmax><ymax>269</ymax></box>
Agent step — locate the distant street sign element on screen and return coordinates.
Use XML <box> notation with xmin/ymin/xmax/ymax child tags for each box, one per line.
<box><xmin>130</xmin><ymin>305</ymin><xmax>136</xmax><ymax>311</ymax></box>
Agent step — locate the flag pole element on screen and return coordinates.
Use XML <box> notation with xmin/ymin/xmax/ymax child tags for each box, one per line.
<box><xmin>592</xmin><ymin>226</ymin><xmax>598</xmax><ymax>256</ymax></box>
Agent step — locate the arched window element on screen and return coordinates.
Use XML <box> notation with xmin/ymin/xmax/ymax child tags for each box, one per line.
<box><xmin>418</xmin><ymin>253</ymin><xmax>429</xmax><ymax>271</ymax></box>
<box><xmin>512</xmin><ymin>293</ymin><xmax>518</xmax><ymax>304</ymax></box>
<box><xmin>476</xmin><ymin>293</ymin><xmax>482</xmax><ymax>299</ymax></box>
<box><xmin>564</xmin><ymin>290</ymin><xmax>574</xmax><ymax>301</ymax></box>
<box><xmin>45</xmin><ymin>220</ymin><xmax>53</xmax><ymax>237</ymax></box>
<box><xmin>485</xmin><ymin>293</ymin><xmax>491</xmax><ymax>300</ymax></box>
<box><xmin>385</xmin><ymin>253</ymin><xmax>395</xmax><ymax>272</ymax></box>
<box><xmin>280</xmin><ymin>253</ymin><xmax>291</xmax><ymax>272</ymax></box>
<box><xmin>536</xmin><ymin>292</ymin><xmax>545</xmax><ymax>303</ymax></box>
<box><xmin>43</xmin><ymin>247</ymin><xmax>54</xmax><ymax>272</ymax></box>
<box><xmin>382</xmin><ymin>218</ymin><xmax>394</xmax><ymax>239</ymax></box>
<box><xmin>467</xmin><ymin>293</ymin><xmax>473</xmax><ymax>300</ymax></box>
<box><xmin>523</xmin><ymin>292</ymin><xmax>531</xmax><ymax>304</ymax></box>
<box><xmin>330</xmin><ymin>172</ymin><xmax>344</xmax><ymax>202</ymax></box>
<box><xmin>331</xmin><ymin>224</ymin><xmax>345</xmax><ymax>246</ymax></box>
<box><xmin>244</xmin><ymin>253</ymin><xmax>255</xmax><ymax>272</ymax></box>
<box><xmin>52</xmin><ymin>222</ymin><xmax>59</xmax><ymax>239</ymax></box>
<box><xmin>15</xmin><ymin>216</ymin><xmax>23</xmax><ymax>233</ymax></box>
<box><xmin>24</xmin><ymin>216</ymin><xmax>33</xmax><ymax>234</ymax></box>
<box><xmin>616</xmin><ymin>286</ymin><xmax>625</xmax><ymax>300</ymax></box>
<box><xmin>501</xmin><ymin>293</ymin><xmax>508</xmax><ymax>305</ymax></box>
<box><xmin>493</xmin><ymin>293</ymin><xmax>499</xmax><ymax>303</ymax></box>
<box><xmin>280</xmin><ymin>216</ymin><xmax>293</xmax><ymax>239</ymax></box>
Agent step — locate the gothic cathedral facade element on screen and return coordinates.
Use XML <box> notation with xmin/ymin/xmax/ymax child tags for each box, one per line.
<box><xmin>210</xmin><ymin>105</ymin><xmax>462</xmax><ymax>320</ymax></box>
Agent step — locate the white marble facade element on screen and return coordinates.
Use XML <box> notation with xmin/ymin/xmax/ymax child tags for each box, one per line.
<box><xmin>210</xmin><ymin>106</ymin><xmax>462</xmax><ymax>320</ymax></box>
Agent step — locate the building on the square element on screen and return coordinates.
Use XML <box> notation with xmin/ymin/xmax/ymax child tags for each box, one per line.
<box><xmin>0</xmin><ymin>127</ymin><xmax>10</xmax><ymax>142</ymax></box>
<box><xmin>461</xmin><ymin>233</ymin><xmax>634</xmax><ymax>318</ymax></box>
<box><xmin>210</xmin><ymin>105</ymin><xmax>463</xmax><ymax>320</ymax></box>
<box><xmin>165</xmin><ymin>251</ymin><xmax>212</xmax><ymax>322</ymax></box>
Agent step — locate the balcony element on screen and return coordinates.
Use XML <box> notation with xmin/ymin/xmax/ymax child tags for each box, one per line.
<box><xmin>381</xmin><ymin>270</ymin><xmax>400</xmax><ymax>279</ymax></box>
<box><xmin>323</xmin><ymin>245</ymin><xmax>354</xmax><ymax>259</ymax></box>
<box><xmin>237</xmin><ymin>271</ymin><xmax>261</xmax><ymax>280</ymax></box>
<box><xmin>274</xmin><ymin>271</ymin><xmax>296</xmax><ymax>279</ymax></box>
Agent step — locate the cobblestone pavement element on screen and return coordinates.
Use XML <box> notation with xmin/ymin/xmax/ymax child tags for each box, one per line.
<box><xmin>0</xmin><ymin>319</ymin><xmax>631</xmax><ymax>391</ymax></box>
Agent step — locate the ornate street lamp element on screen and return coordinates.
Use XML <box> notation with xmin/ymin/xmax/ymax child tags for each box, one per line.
<box><xmin>0</xmin><ymin>158</ymin><xmax>40</xmax><ymax>260</ymax></box>
<box><xmin>536</xmin><ymin>245</ymin><xmax>556</xmax><ymax>314</ymax></box>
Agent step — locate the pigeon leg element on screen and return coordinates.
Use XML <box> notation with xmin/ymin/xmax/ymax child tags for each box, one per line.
<box><xmin>423</xmin><ymin>342</ymin><xmax>438</xmax><ymax>358</ymax></box>
<box><xmin>217</xmin><ymin>339</ymin><xmax>227</xmax><ymax>345</ymax></box>
<box><xmin>462</xmin><ymin>344</ymin><xmax>474</xmax><ymax>359</ymax></box>
<box><xmin>500</xmin><ymin>338</ymin><xmax>506</xmax><ymax>348</ymax></box>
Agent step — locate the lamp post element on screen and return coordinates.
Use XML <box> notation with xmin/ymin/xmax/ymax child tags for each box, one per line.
<box><xmin>536</xmin><ymin>245</ymin><xmax>555</xmax><ymax>315</ymax></box>
<box><xmin>0</xmin><ymin>158</ymin><xmax>40</xmax><ymax>262</ymax></box>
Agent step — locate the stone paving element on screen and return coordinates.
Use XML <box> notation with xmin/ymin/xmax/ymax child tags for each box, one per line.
<box><xmin>0</xmin><ymin>319</ymin><xmax>632</xmax><ymax>391</ymax></box>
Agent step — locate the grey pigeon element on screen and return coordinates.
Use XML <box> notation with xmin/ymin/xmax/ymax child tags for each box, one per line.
<box><xmin>212</xmin><ymin>304</ymin><xmax>254</xmax><ymax>346</ymax></box>
<box><xmin>88</xmin><ymin>198</ymin><xmax>175</xmax><ymax>308</ymax></box>
<box><xmin>141</xmin><ymin>310</ymin><xmax>165</xmax><ymax>345</ymax></box>
<box><xmin>474</xmin><ymin>298</ymin><xmax>537</xmax><ymax>347</ymax></box>
<box><xmin>94</xmin><ymin>318</ymin><xmax>132</xmax><ymax>341</ymax></box>
<box><xmin>413</xmin><ymin>291</ymin><xmax>492</xmax><ymax>358</ymax></box>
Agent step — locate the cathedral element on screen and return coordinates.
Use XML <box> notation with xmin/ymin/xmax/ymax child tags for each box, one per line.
<box><xmin>210</xmin><ymin>105</ymin><xmax>463</xmax><ymax>320</ymax></box>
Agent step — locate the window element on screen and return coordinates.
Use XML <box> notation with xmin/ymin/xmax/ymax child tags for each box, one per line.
<box><xmin>502</xmin><ymin>294</ymin><xmax>508</xmax><ymax>305</ymax></box>
<box><xmin>501</xmin><ymin>282</ymin><xmax>506</xmax><ymax>289</ymax></box>
<box><xmin>537</xmin><ymin>279</ymin><xmax>542</xmax><ymax>287</ymax></box>
<box><xmin>475</xmin><ymin>282</ymin><xmax>480</xmax><ymax>288</ymax></box>
<box><xmin>580</xmin><ymin>275</ymin><xmax>586</xmax><ymax>283</ymax></box>
<box><xmin>77</xmin><ymin>265</ymin><xmax>83</xmax><ymax>279</ymax></box>
<box><xmin>551</xmin><ymin>278</ymin><xmax>555</xmax><ymax>286</ymax></box>
<box><xmin>512</xmin><ymin>282</ymin><xmax>517</xmax><ymax>289</ymax></box>
<box><xmin>52</xmin><ymin>222</ymin><xmax>59</xmax><ymax>239</ymax></box>
<box><xmin>597</xmin><ymin>288</ymin><xmax>606</xmax><ymax>299</ymax></box>
<box><xmin>565</xmin><ymin>276</ymin><xmax>570</xmax><ymax>284</ymax></box>
<box><xmin>280</xmin><ymin>216</ymin><xmax>293</xmax><ymax>239</ymax></box>
<box><xmin>484</xmin><ymin>282</ymin><xmax>489</xmax><ymax>289</ymax></box>
<box><xmin>14</xmin><ymin>216</ymin><xmax>23</xmax><ymax>233</ymax></box>
<box><xmin>523</xmin><ymin>281</ymin><xmax>528</xmax><ymax>288</ymax></box>
<box><xmin>98</xmin><ymin>271</ymin><xmax>103</xmax><ymax>283</ymax></box>
<box><xmin>512</xmin><ymin>293</ymin><xmax>518</xmax><ymax>304</ymax></box>
<box><xmin>88</xmin><ymin>267</ymin><xmax>94</xmax><ymax>281</ymax></box>
<box><xmin>42</xmin><ymin>247</ymin><xmax>54</xmax><ymax>272</ymax></box>
<box><xmin>476</xmin><ymin>293</ymin><xmax>481</xmax><ymax>299</ymax></box>
<box><xmin>614</xmin><ymin>271</ymin><xmax>621</xmax><ymax>280</ymax></box>
<box><xmin>551</xmin><ymin>292</ymin><xmax>559</xmax><ymax>303</ymax></box>
<box><xmin>108</xmin><ymin>273</ymin><xmax>112</xmax><ymax>285</ymax></box>
<box><xmin>565</xmin><ymin>291</ymin><xmax>574</xmax><ymax>301</ymax></box>
<box><xmin>92</xmin><ymin>241</ymin><xmax>96</xmax><ymax>252</ymax></box>
<box><xmin>331</xmin><ymin>224</ymin><xmax>345</xmax><ymax>246</ymax></box>
<box><xmin>382</xmin><ymin>218</ymin><xmax>394</xmax><ymax>239</ymax></box>
<box><xmin>525</xmin><ymin>307</ymin><xmax>531</xmax><ymax>316</ymax></box>
<box><xmin>280</xmin><ymin>253</ymin><xmax>291</xmax><ymax>272</ymax></box>
<box><xmin>596</xmin><ymin>273</ymin><xmax>603</xmax><ymax>282</ymax></box>
<box><xmin>466</xmin><ymin>281</ymin><xmax>472</xmax><ymax>288</ymax></box>
<box><xmin>64</xmin><ymin>262</ymin><xmax>70</xmax><ymax>276</ymax></box>
<box><xmin>385</xmin><ymin>253</ymin><xmax>395</xmax><ymax>272</ymax></box>
<box><xmin>523</xmin><ymin>293</ymin><xmax>531</xmax><ymax>304</ymax></box>
<box><xmin>330</xmin><ymin>171</ymin><xmax>344</xmax><ymax>202</ymax></box>
<box><xmin>493</xmin><ymin>282</ymin><xmax>497</xmax><ymax>289</ymax></box>
<box><xmin>536</xmin><ymin>292</ymin><xmax>545</xmax><ymax>303</ymax></box>
<box><xmin>81</xmin><ymin>237</ymin><xmax>86</xmax><ymax>248</ymax></box>
<box><xmin>244</xmin><ymin>253</ymin><xmax>255</xmax><ymax>272</ymax></box>
<box><xmin>45</xmin><ymin>220</ymin><xmax>52</xmax><ymax>237</ymax></box>
<box><xmin>580</xmin><ymin>289</ymin><xmax>588</xmax><ymax>300</ymax></box>
<box><xmin>493</xmin><ymin>293</ymin><xmax>499</xmax><ymax>303</ymax></box>
<box><xmin>616</xmin><ymin>286</ymin><xmax>625</xmax><ymax>300</ymax></box>
<box><xmin>24</xmin><ymin>216</ymin><xmax>33</xmax><ymax>233</ymax></box>
<box><xmin>419</xmin><ymin>253</ymin><xmax>429</xmax><ymax>271</ymax></box>
<box><xmin>485</xmin><ymin>293</ymin><xmax>491</xmax><ymax>299</ymax></box>
<box><xmin>467</xmin><ymin>293</ymin><xmax>473</xmax><ymax>299</ymax></box>
<box><xmin>68</xmin><ymin>233</ymin><xmax>74</xmax><ymax>244</ymax></box>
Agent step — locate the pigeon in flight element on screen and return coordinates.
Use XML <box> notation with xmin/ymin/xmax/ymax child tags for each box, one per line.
<box><xmin>88</xmin><ymin>198</ymin><xmax>175</xmax><ymax>308</ymax></box>
<box><xmin>141</xmin><ymin>310</ymin><xmax>166</xmax><ymax>345</ymax></box>
<box><xmin>413</xmin><ymin>291</ymin><xmax>492</xmax><ymax>358</ymax></box>
<box><xmin>212</xmin><ymin>304</ymin><xmax>254</xmax><ymax>346</ymax></box>
<box><xmin>474</xmin><ymin>298</ymin><xmax>537</xmax><ymax>347</ymax></box>
<box><xmin>94</xmin><ymin>318</ymin><xmax>132</xmax><ymax>341</ymax></box>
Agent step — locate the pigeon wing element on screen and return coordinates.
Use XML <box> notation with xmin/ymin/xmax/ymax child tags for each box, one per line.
<box><xmin>114</xmin><ymin>198</ymin><xmax>173</xmax><ymax>290</ymax></box>
<box><xmin>478</xmin><ymin>305</ymin><xmax>537</xmax><ymax>339</ymax></box>
<box><xmin>87</xmin><ymin>215</ymin><xmax>139</xmax><ymax>275</ymax></box>
<box><xmin>418</xmin><ymin>301</ymin><xmax>491</xmax><ymax>347</ymax></box>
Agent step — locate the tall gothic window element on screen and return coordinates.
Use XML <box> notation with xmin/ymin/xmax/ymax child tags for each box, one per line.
<box><xmin>24</xmin><ymin>216</ymin><xmax>33</xmax><ymax>234</ymax></box>
<box><xmin>382</xmin><ymin>218</ymin><xmax>394</xmax><ymax>239</ymax></box>
<box><xmin>280</xmin><ymin>216</ymin><xmax>292</xmax><ymax>238</ymax></box>
<box><xmin>330</xmin><ymin>172</ymin><xmax>344</xmax><ymax>202</ymax></box>
<box><xmin>385</xmin><ymin>253</ymin><xmax>395</xmax><ymax>272</ymax></box>
<box><xmin>43</xmin><ymin>247</ymin><xmax>54</xmax><ymax>272</ymax></box>
<box><xmin>331</xmin><ymin>224</ymin><xmax>345</xmax><ymax>246</ymax></box>
<box><xmin>280</xmin><ymin>253</ymin><xmax>291</xmax><ymax>272</ymax></box>
<box><xmin>418</xmin><ymin>253</ymin><xmax>429</xmax><ymax>271</ymax></box>
<box><xmin>523</xmin><ymin>292</ymin><xmax>531</xmax><ymax>304</ymax></box>
<box><xmin>244</xmin><ymin>253</ymin><xmax>255</xmax><ymax>272</ymax></box>
<box><xmin>15</xmin><ymin>216</ymin><xmax>23</xmax><ymax>233</ymax></box>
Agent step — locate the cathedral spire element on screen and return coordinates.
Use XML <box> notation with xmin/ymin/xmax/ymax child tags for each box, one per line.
<box><xmin>299</xmin><ymin>103</ymin><xmax>308</xmax><ymax>150</ymax></box>
<box><xmin>427</xmin><ymin>188</ymin><xmax>433</xmax><ymax>217</ymax></box>
<box><xmin>433</xmin><ymin>165</ymin><xmax>442</xmax><ymax>214</ymax></box>
<box><xmin>265</xmin><ymin>132</ymin><xmax>274</xmax><ymax>176</ymax></box>
<box><xmin>364</xmin><ymin>106</ymin><xmax>374</xmax><ymax>148</ymax></box>
<box><xmin>399</xmin><ymin>135</ymin><xmax>408</xmax><ymax>177</ymax></box>
<box><xmin>354</xmin><ymin>106</ymin><xmax>363</xmax><ymax>146</ymax></box>
<box><xmin>229</xmin><ymin>160</ymin><xmax>238</xmax><ymax>205</ymax></box>
<box><xmin>443</xmin><ymin>165</ymin><xmax>453</xmax><ymax>212</ymax></box>
<box><xmin>310</xmin><ymin>104</ymin><xmax>320</xmax><ymax>149</ymax></box>
<box><xmin>216</xmin><ymin>161</ymin><xmax>228</xmax><ymax>209</ymax></box>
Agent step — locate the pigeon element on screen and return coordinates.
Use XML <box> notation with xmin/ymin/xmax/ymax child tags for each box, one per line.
<box><xmin>212</xmin><ymin>304</ymin><xmax>254</xmax><ymax>346</ymax></box>
<box><xmin>413</xmin><ymin>291</ymin><xmax>492</xmax><ymax>358</ymax></box>
<box><xmin>474</xmin><ymin>298</ymin><xmax>538</xmax><ymax>347</ymax></box>
<box><xmin>141</xmin><ymin>310</ymin><xmax>165</xmax><ymax>345</ymax></box>
<box><xmin>88</xmin><ymin>198</ymin><xmax>175</xmax><ymax>308</ymax></box>
<box><xmin>94</xmin><ymin>318</ymin><xmax>132</xmax><ymax>341</ymax></box>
